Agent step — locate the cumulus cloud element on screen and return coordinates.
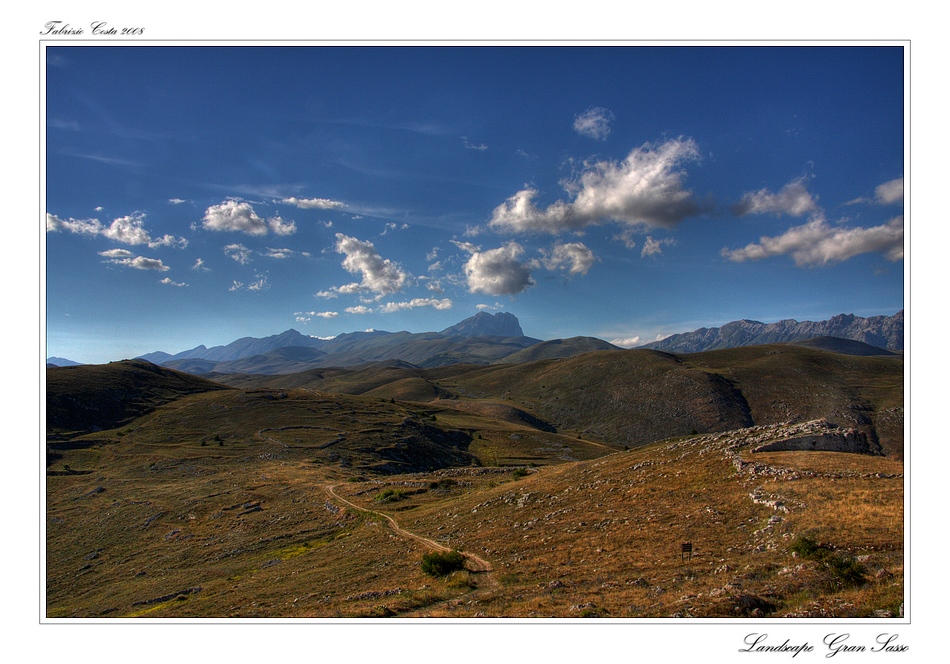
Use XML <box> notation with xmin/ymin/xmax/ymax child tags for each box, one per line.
<box><xmin>490</xmin><ymin>138</ymin><xmax>702</xmax><ymax>234</ymax></box>
<box><xmin>722</xmin><ymin>215</ymin><xmax>904</xmax><ymax>266</ymax></box>
<box><xmin>192</xmin><ymin>258</ymin><xmax>210</xmax><ymax>272</ymax></box>
<box><xmin>159</xmin><ymin>277</ymin><xmax>188</xmax><ymax>287</ymax></box>
<box><xmin>573</xmin><ymin>107</ymin><xmax>614</xmax><ymax>141</ymax></box>
<box><xmin>316</xmin><ymin>311</ymin><xmax>339</xmax><ymax>318</ymax></box>
<box><xmin>102</xmin><ymin>213</ymin><xmax>152</xmax><ymax>245</ymax></box>
<box><xmin>281</xmin><ymin>197</ymin><xmax>346</xmax><ymax>210</ymax></box>
<box><xmin>732</xmin><ymin>177</ymin><xmax>818</xmax><ymax>217</ymax></box>
<box><xmin>268</xmin><ymin>216</ymin><xmax>297</xmax><ymax>235</ymax></box>
<box><xmin>98</xmin><ymin>249</ymin><xmax>170</xmax><ymax>271</ymax></box>
<box><xmin>47</xmin><ymin>212</ymin><xmax>187</xmax><ymax>248</ymax></box>
<box><xmin>875</xmin><ymin>177</ymin><xmax>904</xmax><ymax>205</ymax></box>
<box><xmin>345</xmin><ymin>305</ymin><xmax>372</xmax><ymax>314</ymax></box>
<box><xmin>202</xmin><ymin>200</ymin><xmax>268</xmax><ymax>235</ymax></box>
<box><xmin>378</xmin><ymin>298</ymin><xmax>453</xmax><ymax>313</ymax></box>
<box><xmin>540</xmin><ymin>242</ymin><xmax>597</xmax><ymax>276</ymax></box>
<box><xmin>47</xmin><ymin>213</ymin><xmax>98</xmax><ymax>235</ymax></box>
<box><xmin>334</xmin><ymin>233</ymin><xmax>410</xmax><ymax>298</ymax></box>
<box><xmin>224</xmin><ymin>243</ymin><xmax>253</xmax><ymax>265</ymax></box>
<box><xmin>463</xmin><ymin>242</ymin><xmax>535</xmax><ymax>296</ymax></box>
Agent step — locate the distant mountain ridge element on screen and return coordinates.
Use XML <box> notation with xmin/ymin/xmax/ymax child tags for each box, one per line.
<box><xmin>141</xmin><ymin>312</ymin><xmax>544</xmax><ymax>373</ymax></box>
<box><xmin>131</xmin><ymin>310</ymin><xmax>904</xmax><ymax>376</ymax></box>
<box><xmin>639</xmin><ymin>310</ymin><xmax>903</xmax><ymax>353</ymax></box>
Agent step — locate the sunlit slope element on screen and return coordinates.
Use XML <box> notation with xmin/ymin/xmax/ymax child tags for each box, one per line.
<box><xmin>47</xmin><ymin>419</ymin><xmax>903</xmax><ymax>618</ymax></box>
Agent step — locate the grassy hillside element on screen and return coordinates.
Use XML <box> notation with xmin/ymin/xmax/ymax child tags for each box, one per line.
<box><xmin>46</xmin><ymin>419</ymin><xmax>903</xmax><ymax>618</ymax></box>
<box><xmin>45</xmin><ymin>346</ymin><xmax>904</xmax><ymax>618</ymax></box>
<box><xmin>679</xmin><ymin>345</ymin><xmax>904</xmax><ymax>457</ymax></box>
<box><xmin>46</xmin><ymin>360</ymin><xmax>230</xmax><ymax>439</ymax></box>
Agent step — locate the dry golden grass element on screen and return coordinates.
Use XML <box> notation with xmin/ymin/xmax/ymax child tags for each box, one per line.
<box><xmin>46</xmin><ymin>356</ymin><xmax>904</xmax><ymax>619</ymax></box>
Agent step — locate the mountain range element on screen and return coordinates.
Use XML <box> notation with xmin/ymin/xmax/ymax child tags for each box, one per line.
<box><xmin>46</xmin><ymin>310</ymin><xmax>904</xmax><ymax>370</ymax></box>
<box><xmin>639</xmin><ymin>310</ymin><xmax>903</xmax><ymax>353</ymax></box>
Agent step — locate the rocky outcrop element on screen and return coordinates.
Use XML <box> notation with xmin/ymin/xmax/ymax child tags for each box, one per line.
<box><xmin>751</xmin><ymin>421</ymin><xmax>878</xmax><ymax>455</ymax></box>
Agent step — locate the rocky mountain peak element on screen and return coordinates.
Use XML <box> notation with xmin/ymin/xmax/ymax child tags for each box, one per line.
<box><xmin>440</xmin><ymin>312</ymin><xmax>525</xmax><ymax>338</ymax></box>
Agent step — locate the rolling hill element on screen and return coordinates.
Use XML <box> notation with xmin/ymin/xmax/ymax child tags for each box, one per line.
<box><xmin>45</xmin><ymin>331</ymin><xmax>904</xmax><ymax>619</ymax></box>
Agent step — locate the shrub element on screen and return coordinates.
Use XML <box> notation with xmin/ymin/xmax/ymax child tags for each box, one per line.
<box><xmin>374</xmin><ymin>488</ymin><xmax>408</xmax><ymax>503</ymax></box>
<box><xmin>512</xmin><ymin>468</ymin><xmax>529</xmax><ymax>478</ymax></box>
<box><xmin>791</xmin><ymin>535</ymin><xmax>866</xmax><ymax>588</ymax></box>
<box><xmin>420</xmin><ymin>550</ymin><xmax>466</xmax><ymax>577</ymax></box>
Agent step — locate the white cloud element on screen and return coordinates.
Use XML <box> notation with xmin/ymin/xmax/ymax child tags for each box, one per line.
<box><xmin>247</xmin><ymin>276</ymin><xmax>269</xmax><ymax>291</ymax></box>
<box><xmin>102</xmin><ymin>214</ymin><xmax>151</xmax><ymax>245</ymax></box>
<box><xmin>573</xmin><ymin>107</ymin><xmax>614</xmax><ymax>141</ymax></box>
<box><xmin>48</xmin><ymin>212</ymin><xmax>186</xmax><ymax>249</ymax></box>
<box><xmin>609</xmin><ymin>336</ymin><xmax>641</xmax><ymax>348</ymax></box>
<box><xmin>229</xmin><ymin>280</ymin><xmax>244</xmax><ymax>291</ymax></box>
<box><xmin>263</xmin><ymin>247</ymin><xmax>310</xmax><ymax>259</ymax></box>
<box><xmin>159</xmin><ymin>277</ymin><xmax>188</xmax><ymax>287</ymax></box>
<box><xmin>282</xmin><ymin>197</ymin><xmax>346</xmax><ymax>210</ymax></box>
<box><xmin>490</xmin><ymin>138</ymin><xmax>702</xmax><ymax>234</ymax></box>
<box><xmin>875</xmin><ymin>177</ymin><xmax>904</xmax><ymax>205</ymax></box>
<box><xmin>98</xmin><ymin>249</ymin><xmax>170</xmax><ymax>271</ymax></box>
<box><xmin>378</xmin><ymin>298</ymin><xmax>453</xmax><ymax>313</ymax></box>
<box><xmin>334</xmin><ymin>233</ymin><xmax>411</xmax><ymax>297</ymax></box>
<box><xmin>451</xmin><ymin>240</ymin><xmax>481</xmax><ymax>254</ymax></box>
<box><xmin>149</xmin><ymin>234</ymin><xmax>188</xmax><ymax>249</ymax></box>
<box><xmin>268</xmin><ymin>216</ymin><xmax>297</xmax><ymax>235</ymax></box>
<box><xmin>732</xmin><ymin>177</ymin><xmax>818</xmax><ymax>217</ymax></box>
<box><xmin>314</xmin><ymin>289</ymin><xmax>338</xmax><ymax>299</ymax></box>
<box><xmin>47</xmin><ymin>213</ymin><xmax>102</xmax><ymax>236</ymax></box>
<box><xmin>192</xmin><ymin>258</ymin><xmax>210</xmax><ymax>272</ymax></box>
<box><xmin>202</xmin><ymin>200</ymin><xmax>268</xmax><ymax>235</ymax></box>
<box><xmin>641</xmin><ymin>236</ymin><xmax>676</xmax><ymax>258</ymax></box>
<box><xmin>540</xmin><ymin>242</ymin><xmax>597</xmax><ymax>276</ymax></box>
<box><xmin>345</xmin><ymin>305</ymin><xmax>372</xmax><ymax>314</ymax></box>
<box><xmin>462</xmin><ymin>137</ymin><xmax>488</xmax><ymax>151</ymax></box>
<box><xmin>316</xmin><ymin>311</ymin><xmax>339</xmax><ymax>318</ymax></box>
<box><xmin>98</xmin><ymin>248</ymin><xmax>134</xmax><ymax>259</ymax></box>
<box><xmin>224</xmin><ymin>243</ymin><xmax>253</xmax><ymax>265</ymax></box>
<box><xmin>463</xmin><ymin>242</ymin><xmax>535</xmax><ymax>295</ymax></box>
<box><xmin>168</xmin><ymin>198</ymin><xmax>186</xmax><ymax>205</ymax></box>
<box><xmin>722</xmin><ymin>215</ymin><xmax>904</xmax><ymax>266</ymax></box>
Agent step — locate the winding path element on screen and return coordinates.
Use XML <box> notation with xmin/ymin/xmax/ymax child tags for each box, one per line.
<box><xmin>323</xmin><ymin>483</ymin><xmax>496</xmax><ymax>580</ymax></box>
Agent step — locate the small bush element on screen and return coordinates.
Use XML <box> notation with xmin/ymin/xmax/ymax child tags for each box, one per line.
<box><xmin>791</xmin><ymin>535</ymin><xmax>866</xmax><ymax>588</ymax></box>
<box><xmin>512</xmin><ymin>468</ymin><xmax>529</xmax><ymax>478</ymax></box>
<box><xmin>374</xmin><ymin>488</ymin><xmax>408</xmax><ymax>503</ymax></box>
<box><xmin>421</xmin><ymin>550</ymin><xmax>466</xmax><ymax>577</ymax></box>
<box><xmin>429</xmin><ymin>478</ymin><xmax>457</xmax><ymax>490</ymax></box>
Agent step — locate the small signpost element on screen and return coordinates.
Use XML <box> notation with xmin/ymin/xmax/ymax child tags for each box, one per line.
<box><xmin>681</xmin><ymin>541</ymin><xmax>693</xmax><ymax>563</ymax></box>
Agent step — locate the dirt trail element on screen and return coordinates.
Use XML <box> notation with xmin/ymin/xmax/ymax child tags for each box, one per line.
<box><xmin>324</xmin><ymin>483</ymin><xmax>495</xmax><ymax>579</ymax></box>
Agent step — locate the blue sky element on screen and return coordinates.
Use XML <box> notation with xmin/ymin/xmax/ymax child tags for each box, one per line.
<box><xmin>44</xmin><ymin>45</ymin><xmax>905</xmax><ymax>363</ymax></box>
